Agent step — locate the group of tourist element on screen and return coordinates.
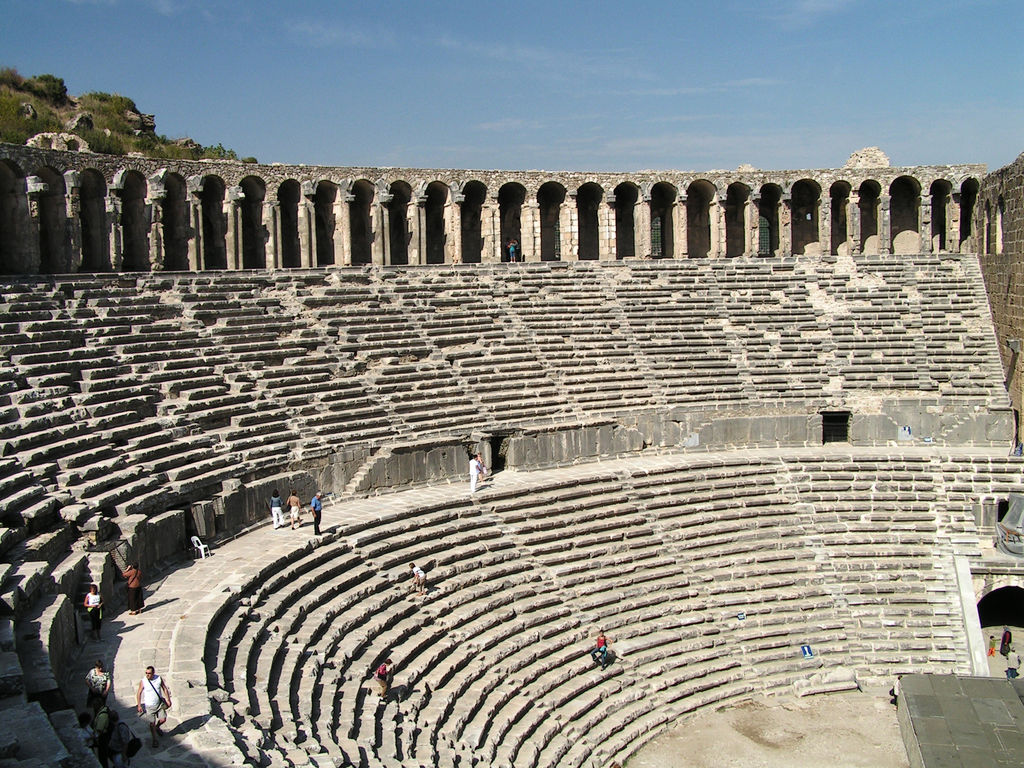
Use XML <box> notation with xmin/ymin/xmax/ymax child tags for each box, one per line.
<box><xmin>269</xmin><ymin>488</ymin><xmax>325</xmax><ymax>534</ymax></box>
<box><xmin>988</xmin><ymin>627</ymin><xmax>1021</xmax><ymax>679</ymax></box>
<box><xmin>76</xmin><ymin>658</ymin><xmax>172</xmax><ymax>766</ymax></box>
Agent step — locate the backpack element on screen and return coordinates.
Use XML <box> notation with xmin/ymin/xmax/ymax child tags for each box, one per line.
<box><xmin>119</xmin><ymin>721</ymin><xmax>142</xmax><ymax>758</ymax></box>
<box><xmin>92</xmin><ymin>707</ymin><xmax>111</xmax><ymax>737</ymax></box>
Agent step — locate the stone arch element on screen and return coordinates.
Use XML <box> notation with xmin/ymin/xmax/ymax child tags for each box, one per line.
<box><xmin>161</xmin><ymin>173</ymin><xmax>188</xmax><ymax>272</ymax></box>
<box><xmin>79</xmin><ymin>168</ymin><xmax>109</xmax><ymax>272</ymax></box>
<box><xmin>36</xmin><ymin>166</ymin><xmax>69</xmax><ymax>274</ymax></box>
<box><xmin>997</xmin><ymin>195</ymin><xmax>1005</xmax><ymax>255</ymax></box>
<box><xmin>0</xmin><ymin>160</ymin><xmax>27</xmax><ymax>274</ymax></box>
<box><xmin>460</xmin><ymin>180</ymin><xmax>486</xmax><ymax>264</ymax></box>
<box><xmin>858</xmin><ymin>180</ymin><xmax>881</xmax><ymax>254</ymax></box>
<box><xmin>349</xmin><ymin>179</ymin><xmax>374</xmax><ymax>266</ymax></box>
<box><xmin>614</xmin><ymin>182</ymin><xmax>638</xmax><ymax>259</ymax></box>
<box><xmin>829</xmin><ymin>181</ymin><xmax>851</xmax><ymax>256</ymax></box>
<box><xmin>314</xmin><ymin>181</ymin><xmax>338</xmax><ymax>267</ymax></box>
<box><xmin>277</xmin><ymin>180</ymin><xmax>301</xmax><ymax>269</ymax></box>
<box><xmin>650</xmin><ymin>182</ymin><xmax>676</xmax><ymax>259</ymax></box>
<box><xmin>424</xmin><ymin>181</ymin><xmax>448</xmax><ymax>265</ymax></box>
<box><xmin>239</xmin><ymin>176</ymin><xmax>267</xmax><ymax>270</ymax></box>
<box><xmin>929</xmin><ymin>179</ymin><xmax>952</xmax><ymax>252</ymax></box>
<box><xmin>537</xmin><ymin>181</ymin><xmax>565</xmax><ymax>261</ymax></box>
<box><xmin>576</xmin><ymin>182</ymin><xmax>603</xmax><ymax>261</ymax></box>
<box><xmin>387</xmin><ymin>181</ymin><xmax>411</xmax><ymax>266</ymax></box>
<box><xmin>977</xmin><ymin>585</ymin><xmax>1024</xmax><ymax>629</ymax></box>
<box><xmin>118</xmin><ymin>170</ymin><xmax>149</xmax><ymax>272</ymax></box>
<box><xmin>889</xmin><ymin>175</ymin><xmax>921</xmax><ymax>254</ymax></box>
<box><xmin>757</xmin><ymin>184</ymin><xmax>782</xmax><ymax>257</ymax></box>
<box><xmin>790</xmin><ymin>179</ymin><xmax>821</xmax><ymax>256</ymax></box>
<box><xmin>200</xmin><ymin>175</ymin><xmax>227</xmax><ymax>270</ymax></box>
<box><xmin>724</xmin><ymin>182</ymin><xmax>749</xmax><ymax>258</ymax></box>
<box><xmin>960</xmin><ymin>177</ymin><xmax>979</xmax><ymax>252</ymax></box>
<box><xmin>498</xmin><ymin>183</ymin><xmax>525</xmax><ymax>261</ymax></box>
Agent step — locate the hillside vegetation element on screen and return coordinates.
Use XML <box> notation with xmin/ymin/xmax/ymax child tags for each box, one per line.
<box><xmin>0</xmin><ymin>68</ymin><xmax>254</xmax><ymax>162</ymax></box>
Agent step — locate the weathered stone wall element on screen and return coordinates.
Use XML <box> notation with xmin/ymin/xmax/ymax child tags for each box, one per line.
<box><xmin>978</xmin><ymin>152</ymin><xmax>1024</xmax><ymax>440</ymax></box>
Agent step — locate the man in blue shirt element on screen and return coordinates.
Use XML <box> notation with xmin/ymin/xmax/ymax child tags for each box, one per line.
<box><xmin>310</xmin><ymin>491</ymin><xmax>323</xmax><ymax>535</ymax></box>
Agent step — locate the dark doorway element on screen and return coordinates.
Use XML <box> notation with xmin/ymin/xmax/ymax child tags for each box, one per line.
<box><xmin>978</xmin><ymin>587</ymin><xmax>1024</xmax><ymax>629</ymax></box>
<box><xmin>821</xmin><ymin>411</ymin><xmax>850</xmax><ymax>443</ymax></box>
<box><xmin>489</xmin><ymin>433</ymin><xmax>511</xmax><ymax>473</ymax></box>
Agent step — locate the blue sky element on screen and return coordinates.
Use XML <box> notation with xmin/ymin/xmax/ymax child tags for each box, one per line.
<box><xmin>3</xmin><ymin>0</ymin><xmax>1022</xmax><ymax>172</ymax></box>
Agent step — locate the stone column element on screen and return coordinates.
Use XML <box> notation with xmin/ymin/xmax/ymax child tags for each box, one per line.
<box><xmin>522</xmin><ymin>202</ymin><xmax>540</xmax><ymax>261</ymax></box>
<box><xmin>562</xmin><ymin>192</ymin><xmax>578</xmax><ymax>260</ymax></box>
<box><xmin>670</xmin><ymin>194</ymin><xmax>684</xmax><ymax>259</ymax></box>
<box><xmin>409</xmin><ymin>195</ymin><xmax>425</xmax><ymax>265</ymax></box>
<box><xmin>371</xmin><ymin>199</ymin><xmax>385</xmax><ymax>265</ymax></box>
<box><xmin>63</xmin><ymin>170</ymin><xmax>83</xmax><ymax>272</ymax></box>
<box><xmin>949</xmin><ymin>193</ymin><xmax>961</xmax><ymax>254</ymax></box>
<box><xmin>106</xmin><ymin>191</ymin><xmax>123</xmax><ymax>271</ymax></box>
<box><xmin>600</xmin><ymin>194</ymin><xmax>616</xmax><ymax>260</ymax></box>
<box><xmin>188</xmin><ymin>190</ymin><xmax>202</xmax><ymax>270</ymax></box>
<box><xmin>636</xmin><ymin>192</ymin><xmax>652</xmax><ymax>259</ymax></box>
<box><xmin>748</xmin><ymin>193</ymin><xmax>760</xmax><ymax>256</ymax></box>
<box><xmin>780</xmin><ymin>192</ymin><xmax>792</xmax><ymax>257</ymax></box>
<box><xmin>920</xmin><ymin>194</ymin><xmax>932</xmax><ymax>253</ymax></box>
<box><xmin>336</xmin><ymin>193</ymin><xmax>353</xmax><ymax>266</ymax></box>
<box><xmin>224</xmin><ymin>186</ymin><xmax>242</xmax><ymax>270</ymax></box>
<box><xmin>265</xmin><ymin>198</ymin><xmax>281</xmax><ymax>268</ymax></box>
<box><xmin>879</xmin><ymin>194</ymin><xmax>891</xmax><ymax>255</ymax></box>
<box><xmin>378</xmin><ymin>193</ymin><xmax>392</xmax><ymax>265</ymax></box>
<box><xmin>820</xmin><ymin>196</ymin><xmax>831</xmax><ymax>257</ymax></box>
<box><xmin>297</xmin><ymin>191</ymin><xmax>314</xmax><ymax>268</ymax></box>
<box><xmin>848</xmin><ymin>190</ymin><xmax>861</xmax><ymax>255</ymax></box>
<box><xmin>711</xmin><ymin>194</ymin><xmax>726</xmax><ymax>258</ymax></box>
<box><xmin>449</xmin><ymin>192</ymin><xmax>464</xmax><ymax>264</ymax></box>
<box><xmin>147</xmin><ymin>187</ymin><xmax>166</xmax><ymax>272</ymax></box>
<box><xmin>483</xmin><ymin>197</ymin><xmax>500</xmax><ymax>263</ymax></box>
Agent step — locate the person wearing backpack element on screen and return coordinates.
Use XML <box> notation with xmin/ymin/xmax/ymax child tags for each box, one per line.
<box><xmin>92</xmin><ymin>705</ymin><xmax>113</xmax><ymax>767</ymax></box>
<box><xmin>1001</xmin><ymin>627</ymin><xmax>1012</xmax><ymax>656</ymax></box>
<box><xmin>107</xmin><ymin>709</ymin><xmax>140</xmax><ymax>766</ymax></box>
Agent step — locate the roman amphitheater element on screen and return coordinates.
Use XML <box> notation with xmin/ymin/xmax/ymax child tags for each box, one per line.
<box><xmin>2</xmin><ymin>139</ymin><xmax>1024</xmax><ymax>767</ymax></box>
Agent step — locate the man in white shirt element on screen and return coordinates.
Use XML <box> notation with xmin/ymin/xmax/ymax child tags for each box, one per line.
<box><xmin>136</xmin><ymin>666</ymin><xmax>172</xmax><ymax>747</ymax></box>
<box><xmin>469</xmin><ymin>453</ymin><xmax>487</xmax><ymax>493</ymax></box>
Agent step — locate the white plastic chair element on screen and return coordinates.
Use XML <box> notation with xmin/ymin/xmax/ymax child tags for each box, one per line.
<box><xmin>191</xmin><ymin>535</ymin><xmax>211</xmax><ymax>559</ymax></box>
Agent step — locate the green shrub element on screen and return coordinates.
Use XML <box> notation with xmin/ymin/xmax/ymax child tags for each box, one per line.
<box><xmin>25</xmin><ymin>74</ymin><xmax>68</xmax><ymax>105</ymax></box>
<box><xmin>0</xmin><ymin>67</ymin><xmax>25</xmax><ymax>90</ymax></box>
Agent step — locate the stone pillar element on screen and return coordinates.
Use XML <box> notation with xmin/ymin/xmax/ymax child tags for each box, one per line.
<box><xmin>409</xmin><ymin>195</ymin><xmax>425</xmax><ymax>265</ymax></box>
<box><xmin>224</xmin><ymin>186</ymin><xmax>242</xmax><ymax>270</ymax></box>
<box><xmin>848</xmin><ymin>191</ymin><xmax>861</xmax><ymax>255</ymax></box>
<box><xmin>522</xmin><ymin>202</ymin><xmax>540</xmax><ymax>262</ymax></box>
<box><xmin>265</xmin><ymin>198</ymin><xmax>280</xmax><ymax>268</ymax></box>
<box><xmin>63</xmin><ymin>170</ymin><xmax>83</xmax><ymax>272</ymax></box>
<box><xmin>819</xmin><ymin>196</ymin><xmax>831</xmax><ymax>257</ymax></box>
<box><xmin>949</xmin><ymin>193</ymin><xmax>961</xmax><ymax>254</ymax></box>
<box><xmin>188</xmin><ymin>191</ymin><xmax>202</xmax><ymax>270</ymax></box>
<box><xmin>482</xmin><ymin>197</ymin><xmax>500</xmax><ymax>263</ymax></box>
<box><xmin>562</xmin><ymin>192</ymin><xmax>578</xmax><ymax>260</ymax></box>
<box><xmin>147</xmin><ymin>186</ymin><xmax>166</xmax><ymax>272</ymax></box>
<box><xmin>636</xmin><ymin>192</ymin><xmax>652</xmax><ymax>259</ymax></box>
<box><xmin>879</xmin><ymin>194</ymin><xmax>891</xmax><ymax>255</ymax></box>
<box><xmin>106</xmin><ymin>191</ymin><xmax>123</xmax><ymax>271</ymax></box>
<box><xmin>378</xmin><ymin>193</ymin><xmax>392</xmax><ymax>265</ymax></box>
<box><xmin>600</xmin><ymin>194</ymin><xmax>616</xmax><ymax>260</ymax></box>
<box><xmin>297</xmin><ymin>191</ymin><xmax>314</xmax><ymax>269</ymax></box>
<box><xmin>371</xmin><ymin>200</ymin><xmax>385</xmax><ymax>265</ymax></box>
<box><xmin>780</xmin><ymin>192</ymin><xmax>792</xmax><ymax>257</ymax></box>
<box><xmin>449</xmin><ymin>192</ymin><xmax>463</xmax><ymax>263</ymax></box>
<box><xmin>336</xmin><ymin>193</ymin><xmax>353</xmax><ymax>266</ymax></box>
<box><xmin>748</xmin><ymin>193</ymin><xmax>760</xmax><ymax>256</ymax></box>
<box><xmin>920</xmin><ymin>194</ymin><xmax>932</xmax><ymax>253</ymax></box>
<box><xmin>711</xmin><ymin>194</ymin><xmax>726</xmax><ymax>258</ymax></box>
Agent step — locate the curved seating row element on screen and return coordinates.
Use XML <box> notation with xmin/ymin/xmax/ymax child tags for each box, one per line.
<box><xmin>203</xmin><ymin>449</ymin><xmax>1019</xmax><ymax>768</ymax></box>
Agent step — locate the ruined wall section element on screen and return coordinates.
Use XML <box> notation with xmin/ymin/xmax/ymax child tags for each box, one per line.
<box><xmin>978</xmin><ymin>151</ymin><xmax>1024</xmax><ymax>440</ymax></box>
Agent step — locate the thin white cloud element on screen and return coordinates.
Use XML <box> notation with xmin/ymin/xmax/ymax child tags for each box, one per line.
<box><xmin>604</xmin><ymin>78</ymin><xmax>784</xmax><ymax>98</ymax></box>
<box><xmin>766</xmin><ymin>0</ymin><xmax>856</xmax><ymax>28</ymax></box>
<box><xmin>286</xmin><ymin>20</ymin><xmax>394</xmax><ymax>49</ymax></box>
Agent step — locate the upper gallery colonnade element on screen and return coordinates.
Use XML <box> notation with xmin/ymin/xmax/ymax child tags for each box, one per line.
<box><xmin>0</xmin><ymin>143</ymin><xmax>985</xmax><ymax>274</ymax></box>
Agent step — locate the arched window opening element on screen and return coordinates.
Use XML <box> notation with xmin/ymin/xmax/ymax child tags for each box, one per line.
<box><xmin>162</xmin><ymin>174</ymin><xmax>188</xmax><ymax>271</ymax></box>
<box><xmin>858</xmin><ymin>181</ymin><xmax>881</xmax><ymax>254</ymax></box>
<box><xmin>498</xmin><ymin>183</ymin><xmax>526</xmax><ymax>261</ymax></box>
<box><xmin>686</xmin><ymin>181</ymin><xmax>714</xmax><ymax>258</ymax></box>
<box><xmin>889</xmin><ymin>176</ymin><xmax>920</xmax><ymax>255</ymax></box>
<box><xmin>460</xmin><ymin>180</ymin><xmax>486</xmax><ymax>264</ymax></box>
<box><xmin>239</xmin><ymin>176</ymin><xmax>266</xmax><ymax>270</ymax></box>
<box><xmin>349</xmin><ymin>179</ymin><xmax>374</xmax><ymax>266</ymax></box>
<box><xmin>79</xmin><ymin>169</ymin><xmax>109</xmax><ymax>272</ymax></box>
<box><xmin>387</xmin><ymin>181</ymin><xmax>411</xmax><ymax>266</ymax></box>
<box><xmin>614</xmin><ymin>183</ymin><xmax>638</xmax><ymax>260</ymax></box>
<box><xmin>829</xmin><ymin>182</ymin><xmax>850</xmax><ymax>256</ymax></box>
<box><xmin>277</xmin><ymin>180</ymin><xmax>301</xmax><ymax>268</ymax></box>
<box><xmin>0</xmin><ymin>161</ymin><xmax>27</xmax><ymax>274</ymax></box>
<box><xmin>960</xmin><ymin>178</ymin><xmax>979</xmax><ymax>252</ymax></box>
<box><xmin>37</xmin><ymin>167</ymin><xmax>68</xmax><ymax>274</ymax></box>
<box><xmin>200</xmin><ymin>176</ymin><xmax>227</xmax><ymax>270</ymax></box>
<box><xmin>652</xmin><ymin>182</ymin><xmax>677</xmax><ymax>258</ymax></box>
<box><xmin>314</xmin><ymin>181</ymin><xmax>338</xmax><ymax>266</ymax></box>
<box><xmin>791</xmin><ymin>179</ymin><xmax>821</xmax><ymax>256</ymax></box>
<box><xmin>997</xmin><ymin>195</ymin><xmax>1005</xmax><ymax>255</ymax></box>
<box><xmin>538</xmin><ymin>181</ymin><xmax>565</xmax><ymax>261</ymax></box>
<box><xmin>758</xmin><ymin>185</ymin><xmax>781</xmax><ymax>257</ymax></box>
<box><xmin>930</xmin><ymin>180</ymin><xmax>951</xmax><ymax>252</ymax></box>
<box><xmin>577</xmin><ymin>183</ymin><xmax>603</xmax><ymax>260</ymax></box>
<box><xmin>978</xmin><ymin>586</ymin><xmax>1024</xmax><ymax>630</ymax></box>
<box><xmin>725</xmin><ymin>183</ymin><xmax>748</xmax><ymax>258</ymax></box>
<box><xmin>425</xmin><ymin>181</ymin><xmax>448</xmax><ymax>265</ymax></box>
